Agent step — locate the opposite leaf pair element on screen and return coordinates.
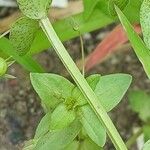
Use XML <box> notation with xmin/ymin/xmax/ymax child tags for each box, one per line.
<box><xmin>25</xmin><ymin>73</ymin><xmax>131</xmax><ymax>149</ymax></box>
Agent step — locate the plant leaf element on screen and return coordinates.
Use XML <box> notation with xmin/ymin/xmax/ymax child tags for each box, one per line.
<box><xmin>10</xmin><ymin>17</ymin><xmax>39</xmax><ymax>56</ymax></box>
<box><xmin>30</xmin><ymin>73</ymin><xmax>75</xmax><ymax>111</ymax></box>
<box><xmin>85</xmin><ymin>24</ymin><xmax>141</xmax><ymax>71</ymax></box>
<box><xmin>143</xmin><ymin>125</ymin><xmax>150</xmax><ymax>142</ymax></box>
<box><xmin>73</xmin><ymin>74</ymin><xmax>131</xmax><ymax>112</ymax></box>
<box><xmin>80</xmin><ymin>138</ymin><xmax>103</xmax><ymax>150</ymax></box>
<box><xmin>50</xmin><ymin>103</ymin><xmax>76</xmax><ymax>130</ymax></box>
<box><xmin>83</xmin><ymin>0</ymin><xmax>100</xmax><ymax>20</ymax></box>
<box><xmin>35</xmin><ymin>112</ymin><xmax>51</xmax><ymax>139</ymax></box>
<box><xmin>35</xmin><ymin>119</ymin><xmax>81</xmax><ymax>150</ymax></box>
<box><xmin>115</xmin><ymin>5</ymin><xmax>150</xmax><ymax>79</ymax></box>
<box><xmin>23</xmin><ymin>139</ymin><xmax>38</xmax><ymax>150</ymax></box>
<box><xmin>129</xmin><ymin>91</ymin><xmax>150</xmax><ymax>122</ymax></box>
<box><xmin>0</xmin><ymin>37</ymin><xmax>45</xmax><ymax>73</ymax></box>
<box><xmin>108</xmin><ymin>0</ymin><xmax>129</xmax><ymax>16</ymax></box>
<box><xmin>17</xmin><ymin>0</ymin><xmax>52</xmax><ymax>19</ymax></box>
<box><xmin>140</xmin><ymin>0</ymin><xmax>150</xmax><ymax>49</ymax></box>
<box><xmin>92</xmin><ymin>74</ymin><xmax>132</xmax><ymax>112</ymax></box>
<box><xmin>78</xmin><ymin>105</ymin><xmax>106</xmax><ymax>147</ymax></box>
<box><xmin>63</xmin><ymin>141</ymin><xmax>79</xmax><ymax>150</ymax></box>
<box><xmin>143</xmin><ymin>140</ymin><xmax>150</xmax><ymax>150</ymax></box>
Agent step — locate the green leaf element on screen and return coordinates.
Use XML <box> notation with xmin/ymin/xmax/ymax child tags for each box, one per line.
<box><xmin>10</xmin><ymin>17</ymin><xmax>39</xmax><ymax>56</ymax></box>
<box><xmin>143</xmin><ymin>125</ymin><xmax>150</xmax><ymax>142</ymax></box>
<box><xmin>74</xmin><ymin>74</ymin><xmax>131</xmax><ymax>112</ymax></box>
<box><xmin>108</xmin><ymin>0</ymin><xmax>129</xmax><ymax>16</ymax></box>
<box><xmin>14</xmin><ymin>0</ymin><xmax>141</xmax><ymax>56</ymax></box>
<box><xmin>129</xmin><ymin>91</ymin><xmax>150</xmax><ymax>122</ymax></box>
<box><xmin>30</xmin><ymin>73</ymin><xmax>75</xmax><ymax>111</ymax></box>
<box><xmin>50</xmin><ymin>103</ymin><xmax>76</xmax><ymax>130</ymax></box>
<box><xmin>78</xmin><ymin>105</ymin><xmax>106</xmax><ymax>147</ymax></box>
<box><xmin>35</xmin><ymin>119</ymin><xmax>81</xmax><ymax>150</ymax></box>
<box><xmin>140</xmin><ymin>0</ymin><xmax>150</xmax><ymax>49</ymax></box>
<box><xmin>17</xmin><ymin>0</ymin><xmax>52</xmax><ymax>19</ymax></box>
<box><xmin>115</xmin><ymin>5</ymin><xmax>150</xmax><ymax>79</ymax></box>
<box><xmin>143</xmin><ymin>140</ymin><xmax>150</xmax><ymax>150</ymax></box>
<box><xmin>80</xmin><ymin>138</ymin><xmax>103</xmax><ymax>150</ymax></box>
<box><xmin>92</xmin><ymin>74</ymin><xmax>132</xmax><ymax>112</ymax></box>
<box><xmin>0</xmin><ymin>37</ymin><xmax>45</xmax><ymax>73</ymax></box>
<box><xmin>63</xmin><ymin>141</ymin><xmax>79</xmax><ymax>150</ymax></box>
<box><xmin>35</xmin><ymin>112</ymin><xmax>51</xmax><ymax>139</ymax></box>
<box><xmin>83</xmin><ymin>0</ymin><xmax>100</xmax><ymax>20</ymax></box>
<box><xmin>23</xmin><ymin>139</ymin><xmax>38</xmax><ymax>150</ymax></box>
<box><xmin>71</xmin><ymin>74</ymin><xmax>101</xmax><ymax>106</ymax></box>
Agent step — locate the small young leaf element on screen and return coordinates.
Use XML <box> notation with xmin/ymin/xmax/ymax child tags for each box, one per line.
<box><xmin>30</xmin><ymin>73</ymin><xmax>75</xmax><ymax>111</ymax></box>
<box><xmin>143</xmin><ymin>140</ymin><xmax>150</xmax><ymax>150</ymax></box>
<box><xmin>35</xmin><ymin>112</ymin><xmax>51</xmax><ymax>139</ymax></box>
<box><xmin>140</xmin><ymin>0</ymin><xmax>150</xmax><ymax>49</ymax></box>
<box><xmin>108</xmin><ymin>0</ymin><xmax>129</xmax><ymax>16</ymax></box>
<box><xmin>78</xmin><ymin>105</ymin><xmax>106</xmax><ymax>147</ymax></box>
<box><xmin>80</xmin><ymin>138</ymin><xmax>103</xmax><ymax>150</ymax></box>
<box><xmin>83</xmin><ymin>0</ymin><xmax>100</xmax><ymax>20</ymax></box>
<box><xmin>17</xmin><ymin>0</ymin><xmax>52</xmax><ymax>19</ymax></box>
<box><xmin>115</xmin><ymin>5</ymin><xmax>150</xmax><ymax>79</ymax></box>
<box><xmin>50</xmin><ymin>103</ymin><xmax>76</xmax><ymax>130</ymax></box>
<box><xmin>143</xmin><ymin>125</ymin><xmax>150</xmax><ymax>142</ymax></box>
<box><xmin>35</xmin><ymin>119</ymin><xmax>81</xmax><ymax>150</ymax></box>
<box><xmin>129</xmin><ymin>91</ymin><xmax>150</xmax><ymax>122</ymax></box>
<box><xmin>10</xmin><ymin>17</ymin><xmax>39</xmax><ymax>56</ymax></box>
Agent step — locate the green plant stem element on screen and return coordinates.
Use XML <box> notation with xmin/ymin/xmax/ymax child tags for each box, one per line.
<box><xmin>79</xmin><ymin>34</ymin><xmax>85</xmax><ymax>77</ymax></box>
<box><xmin>126</xmin><ymin>128</ymin><xmax>143</xmax><ymax>149</ymax></box>
<box><xmin>40</xmin><ymin>17</ymin><xmax>127</xmax><ymax>150</ymax></box>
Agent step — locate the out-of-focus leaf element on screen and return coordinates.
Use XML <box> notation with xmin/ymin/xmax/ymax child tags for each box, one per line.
<box><xmin>30</xmin><ymin>73</ymin><xmax>75</xmax><ymax>111</ymax></box>
<box><xmin>83</xmin><ymin>0</ymin><xmax>100</xmax><ymax>20</ymax></box>
<box><xmin>129</xmin><ymin>91</ymin><xmax>150</xmax><ymax>122</ymax></box>
<box><xmin>35</xmin><ymin>119</ymin><xmax>81</xmax><ymax>150</ymax></box>
<box><xmin>143</xmin><ymin>140</ymin><xmax>150</xmax><ymax>150</ymax></box>
<box><xmin>108</xmin><ymin>0</ymin><xmax>129</xmax><ymax>16</ymax></box>
<box><xmin>143</xmin><ymin>125</ymin><xmax>150</xmax><ymax>142</ymax></box>
<box><xmin>0</xmin><ymin>37</ymin><xmax>45</xmax><ymax>73</ymax></box>
<box><xmin>85</xmin><ymin>24</ymin><xmax>141</xmax><ymax>71</ymax></box>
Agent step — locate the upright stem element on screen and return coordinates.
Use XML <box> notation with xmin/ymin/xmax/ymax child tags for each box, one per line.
<box><xmin>79</xmin><ymin>34</ymin><xmax>85</xmax><ymax>76</ymax></box>
<box><xmin>40</xmin><ymin>17</ymin><xmax>128</xmax><ymax>150</ymax></box>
